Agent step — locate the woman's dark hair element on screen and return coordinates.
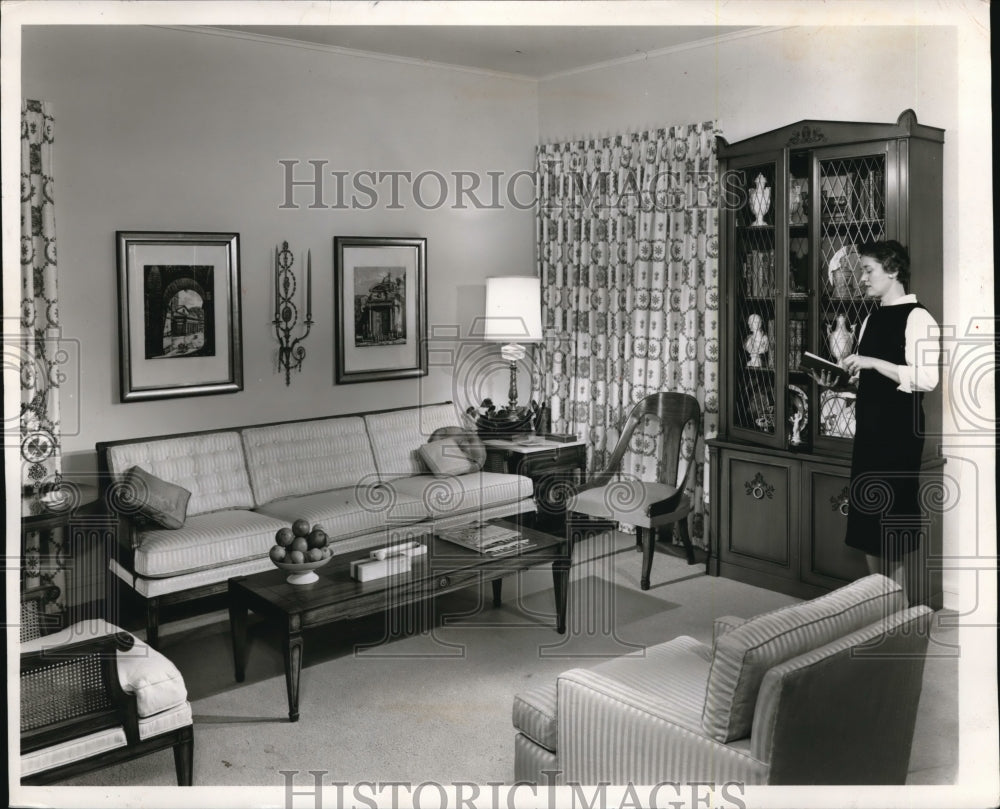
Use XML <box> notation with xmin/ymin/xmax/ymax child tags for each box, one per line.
<box><xmin>858</xmin><ymin>240</ymin><xmax>910</xmax><ymax>290</ymax></box>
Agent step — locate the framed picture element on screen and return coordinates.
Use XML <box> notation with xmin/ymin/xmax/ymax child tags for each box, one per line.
<box><xmin>334</xmin><ymin>236</ymin><xmax>428</xmax><ymax>384</ymax></box>
<box><xmin>115</xmin><ymin>231</ymin><xmax>243</xmax><ymax>402</ymax></box>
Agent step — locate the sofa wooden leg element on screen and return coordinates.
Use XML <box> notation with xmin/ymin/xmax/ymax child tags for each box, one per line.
<box><xmin>146</xmin><ymin>598</ymin><xmax>160</xmax><ymax>649</ymax></box>
<box><xmin>173</xmin><ymin>726</ymin><xmax>194</xmax><ymax>785</ymax></box>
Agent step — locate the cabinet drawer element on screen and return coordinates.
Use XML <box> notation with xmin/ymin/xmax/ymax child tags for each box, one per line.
<box><xmin>720</xmin><ymin>454</ymin><xmax>798</xmax><ymax>577</ymax></box>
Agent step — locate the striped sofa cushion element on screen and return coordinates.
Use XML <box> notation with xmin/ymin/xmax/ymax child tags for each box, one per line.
<box><xmin>701</xmin><ymin>573</ymin><xmax>906</xmax><ymax>742</ymax></box>
<box><xmin>105</xmin><ymin>432</ymin><xmax>253</xmax><ymax>517</ymax></box>
<box><xmin>388</xmin><ymin>471</ymin><xmax>532</xmax><ymax>519</ymax></box>
<box><xmin>364</xmin><ymin>404</ymin><xmax>468</xmax><ymax>478</ymax></box>
<box><xmin>241</xmin><ymin>417</ymin><xmax>377</xmax><ymax>506</ymax></box>
<box><xmin>130</xmin><ymin>509</ymin><xmax>288</xmax><ymax>577</ymax></box>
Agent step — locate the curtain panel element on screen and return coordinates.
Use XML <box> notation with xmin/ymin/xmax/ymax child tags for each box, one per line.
<box><xmin>21</xmin><ymin>99</ymin><xmax>66</xmax><ymax>613</ymax></box>
<box><xmin>534</xmin><ymin>122</ymin><xmax>719</xmax><ymax>545</ymax></box>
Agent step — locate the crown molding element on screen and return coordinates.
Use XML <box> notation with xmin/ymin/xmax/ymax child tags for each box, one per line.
<box><xmin>538</xmin><ymin>26</ymin><xmax>787</xmax><ymax>81</ymax></box>
<box><xmin>158</xmin><ymin>25</ymin><xmax>539</xmax><ymax>84</ymax></box>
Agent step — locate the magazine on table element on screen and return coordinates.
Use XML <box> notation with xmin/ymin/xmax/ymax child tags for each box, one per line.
<box><xmin>437</xmin><ymin>522</ymin><xmax>535</xmax><ymax>555</ymax></box>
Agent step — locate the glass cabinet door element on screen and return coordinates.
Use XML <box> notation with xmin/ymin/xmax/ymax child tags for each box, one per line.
<box><xmin>810</xmin><ymin>144</ymin><xmax>890</xmax><ymax>450</ymax></box>
<box><xmin>726</xmin><ymin>155</ymin><xmax>783</xmax><ymax>448</ymax></box>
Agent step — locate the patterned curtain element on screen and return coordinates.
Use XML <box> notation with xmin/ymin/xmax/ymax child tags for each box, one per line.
<box><xmin>20</xmin><ymin>100</ymin><xmax>66</xmax><ymax>613</ymax></box>
<box><xmin>534</xmin><ymin>122</ymin><xmax>719</xmax><ymax>546</ymax></box>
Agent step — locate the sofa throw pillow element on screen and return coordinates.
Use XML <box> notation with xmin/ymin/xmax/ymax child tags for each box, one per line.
<box><xmin>424</xmin><ymin>426</ymin><xmax>487</xmax><ymax>471</ymax></box>
<box><xmin>418</xmin><ymin>436</ymin><xmax>478</xmax><ymax>476</ymax></box>
<box><xmin>121</xmin><ymin>465</ymin><xmax>191</xmax><ymax>530</ymax></box>
<box><xmin>701</xmin><ymin>573</ymin><xmax>906</xmax><ymax>743</ymax></box>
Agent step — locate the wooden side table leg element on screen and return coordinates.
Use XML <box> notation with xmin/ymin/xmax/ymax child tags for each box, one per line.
<box><xmin>552</xmin><ymin>556</ymin><xmax>570</xmax><ymax>634</ymax></box>
<box><xmin>228</xmin><ymin>589</ymin><xmax>247</xmax><ymax>683</ymax></box>
<box><xmin>284</xmin><ymin>630</ymin><xmax>304</xmax><ymax>722</ymax></box>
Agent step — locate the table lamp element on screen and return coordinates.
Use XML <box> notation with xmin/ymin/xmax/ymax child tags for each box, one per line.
<box><xmin>484</xmin><ymin>275</ymin><xmax>543</xmax><ymax>412</ymax></box>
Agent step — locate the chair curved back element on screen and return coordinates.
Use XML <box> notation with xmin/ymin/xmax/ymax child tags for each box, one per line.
<box><xmin>596</xmin><ymin>392</ymin><xmax>702</xmax><ymax>490</ymax></box>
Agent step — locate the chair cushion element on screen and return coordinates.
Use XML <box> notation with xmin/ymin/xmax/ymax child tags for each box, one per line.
<box><xmin>254</xmin><ymin>485</ymin><xmax>428</xmax><ymax>536</ymax></box>
<box><xmin>105</xmin><ymin>431</ymin><xmax>254</xmax><ymax>516</ymax></box>
<box><xmin>511</xmin><ymin>635</ymin><xmax>712</xmax><ymax>753</ymax></box>
<box><xmin>513</xmin><ymin>684</ymin><xmax>559</xmax><ymax>752</ymax></box>
<box><xmin>22</xmin><ymin>619</ymin><xmax>189</xmax><ymax>717</ymax></box>
<box><xmin>570</xmin><ymin>481</ymin><xmax>681</xmax><ymax>527</ymax></box>
<box><xmin>241</xmin><ymin>416</ymin><xmax>378</xmax><ymax>506</ymax></box>
<box><xmin>419</xmin><ymin>437</ymin><xmax>479</xmax><ymax>476</ymax></box>
<box><xmin>131</xmin><ymin>510</ymin><xmax>288</xmax><ymax>577</ymax></box>
<box><xmin>20</xmin><ymin>702</ymin><xmax>192</xmax><ymax>777</ymax></box>
<box><xmin>701</xmin><ymin>573</ymin><xmax>906</xmax><ymax>742</ymax></box>
<box><xmin>121</xmin><ymin>465</ymin><xmax>191</xmax><ymax>529</ymax></box>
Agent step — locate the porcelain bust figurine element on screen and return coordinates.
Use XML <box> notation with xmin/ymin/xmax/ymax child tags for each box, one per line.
<box><xmin>744</xmin><ymin>313</ymin><xmax>769</xmax><ymax>368</ymax></box>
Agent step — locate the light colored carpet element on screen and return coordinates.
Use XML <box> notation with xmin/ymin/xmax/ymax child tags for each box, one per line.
<box><xmin>53</xmin><ymin>532</ymin><xmax>958</xmax><ymax>788</ymax></box>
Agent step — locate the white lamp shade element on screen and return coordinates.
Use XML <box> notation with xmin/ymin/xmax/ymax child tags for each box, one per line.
<box><xmin>484</xmin><ymin>276</ymin><xmax>542</xmax><ymax>342</ymax></box>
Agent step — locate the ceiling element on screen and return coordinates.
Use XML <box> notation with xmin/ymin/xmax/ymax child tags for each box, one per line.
<box><xmin>211</xmin><ymin>25</ymin><xmax>755</xmax><ymax>79</ymax></box>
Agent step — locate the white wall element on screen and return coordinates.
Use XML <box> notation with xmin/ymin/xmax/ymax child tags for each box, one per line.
<box><xmin>539</xmin><ymin>25</ymin><xmax>992</xmax><ymax>609</ymax></box>
<box><xmin>20</xmin><ymin>25</ymin><xmax>539</xmax><ymax>476</ymax></box>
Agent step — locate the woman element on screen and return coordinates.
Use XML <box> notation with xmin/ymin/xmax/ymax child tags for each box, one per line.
<box><xmin>814</xmin><ymin>241</ymin><xmax>939</xmax><ymax>594</ymax></box>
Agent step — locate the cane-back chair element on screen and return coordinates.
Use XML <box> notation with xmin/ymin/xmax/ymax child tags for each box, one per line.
<box><xmin>19</xmin><ymin>586</ymin><xmax>194</xmax><ymax>785</ymax></box>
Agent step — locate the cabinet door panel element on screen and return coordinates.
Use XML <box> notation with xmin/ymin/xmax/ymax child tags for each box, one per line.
<box><xmin>722</xmin><ymin>455</ymin><xmax>797</xmax><ymax>575</ymax></box>
<box><xmin>801</xmin><ymin>464</ymin><xmax>868</xmax><ymax>587</ymax></box>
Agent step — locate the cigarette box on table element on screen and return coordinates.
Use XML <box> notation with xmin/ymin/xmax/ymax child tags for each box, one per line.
<box><xmin>350</xmin><ymin>554</ymin><xmax>411</xmax><ymax>582</ymax></box>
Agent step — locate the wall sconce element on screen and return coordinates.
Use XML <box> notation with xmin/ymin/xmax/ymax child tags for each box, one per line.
<box><xmin>273</xmin><ymin>241</ymin><xmax>312</xmax><ymax>385</ymax></box>
<box><xmin>484</xmin><ymin>275</ymin><xmax>543</xmax><ymax>411</ymax></box>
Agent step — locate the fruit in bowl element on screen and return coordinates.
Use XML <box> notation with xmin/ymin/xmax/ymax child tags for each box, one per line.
<box><xmin>270</xmin><ymin>520</ymin><xmax>333</xmax><ymax>584</ymax></box>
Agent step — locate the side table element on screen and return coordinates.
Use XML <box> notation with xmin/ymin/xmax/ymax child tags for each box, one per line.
<box><xmin>482</xmin><ymin>438</ymin><xmax>587</xmax><ymax>517</ymax></box>
<box><xmin>21</xmin><ymin>482</ymin><xmax>113</xmax><ymax>625</ymax></box>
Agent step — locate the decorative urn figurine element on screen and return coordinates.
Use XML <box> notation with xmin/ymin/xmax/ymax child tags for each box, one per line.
<box><xmin>749</xmin><ymin>173</ymin><xmax>771</xmax><ymax>227</ymax></box>
<box><xmin>744</xmin><ymin>313</ymin><xmax>769</xmax><ymax>368</ymax></box>
<box><xmin>826</xmin><ymin>314</ymin><xmax>856</xmax><ymax>363</ymax></box>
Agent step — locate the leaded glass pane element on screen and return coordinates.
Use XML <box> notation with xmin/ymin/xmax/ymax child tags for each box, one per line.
<box><xmin>817</xmin><ymin>153</ymin><xmax>886</xmax><ymax>441</ymax></box>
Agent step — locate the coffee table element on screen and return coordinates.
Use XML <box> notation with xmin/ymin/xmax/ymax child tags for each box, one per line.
<box><xmin>227</xmin><ymin>512</ymin><xmax>570</xmax><ymax>721</ymax></box>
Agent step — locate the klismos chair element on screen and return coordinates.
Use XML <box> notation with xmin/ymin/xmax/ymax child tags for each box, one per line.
<box><xmin>568</xmin><ymin>392</ymin><xmax>701</xmax><ymax>589</ymax></box>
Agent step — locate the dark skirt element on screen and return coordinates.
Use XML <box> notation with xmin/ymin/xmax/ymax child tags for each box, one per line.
<box><xmin>846</xmin><ymin>388</ymin><xmax>925</xmax><ymax>559</ymax></box>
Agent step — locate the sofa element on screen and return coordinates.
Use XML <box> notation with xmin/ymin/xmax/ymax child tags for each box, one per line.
<box><xmin>97</xmin><ymin>402</ymin><xmax>535</xmax><ymax>646</ymax></box>
<box><xmin>513</xmin><ymin>573</ymin><xmax>933</xmax><ymax>785</ymax></box>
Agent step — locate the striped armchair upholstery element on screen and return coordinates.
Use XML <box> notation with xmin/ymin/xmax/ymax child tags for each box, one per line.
<box><xmin>513</xmin><ymin>574</ymin><xmax>933</xmax><ymax>785</ymax></box>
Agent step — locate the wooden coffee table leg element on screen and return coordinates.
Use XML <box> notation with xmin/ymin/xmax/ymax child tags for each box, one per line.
<box><xmin>229</xmin><ymin>589</ymin><xmax>248</xmax><ymax>683</ymax></box>
<box><xmin>553</xmin><ymin>556</ymin><xmax>570</xmax><ymax>634</ymax></box>
<box><xmin>492</xmin><ymin>577</ymin><xmax>503</xmax><ymax>607</ymax></box>
<box><xmin>283</xmin><ymin>629</ymin><xmax>304</xmax><ymax>722</ymax></box>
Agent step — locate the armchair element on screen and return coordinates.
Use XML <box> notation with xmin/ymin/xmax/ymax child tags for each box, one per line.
<box><xmin>19</xmin><ymin>587</ymin><xmax>194</xmax><ymax>785</ymax></box>
<box><xmin>513</xmin><ymin>574</ymin><xmax>933</xmax><ymax>785</ymax></box>
<box><xmin>568</xmin><ymin>392</ymin><xmax>702</xmax><ymax>589</ymax></box>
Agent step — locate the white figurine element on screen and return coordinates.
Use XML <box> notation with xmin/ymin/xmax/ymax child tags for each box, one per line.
<box><xmin>744</xmin><ymin>313</ymin><xmax>770</xmax><ymax>368</ymax></box>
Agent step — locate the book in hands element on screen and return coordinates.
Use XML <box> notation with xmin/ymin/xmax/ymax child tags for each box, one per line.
<box><xmin>801</xmin><ymin>351</ymin><xmax>851</xmax><ymax>385</ymax></box>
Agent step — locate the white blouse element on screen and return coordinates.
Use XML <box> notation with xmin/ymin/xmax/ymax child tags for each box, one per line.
<box><xmin>856</xmin><ymin>294</ymin><xmax>940</xmax><ymax>393</ymax></box>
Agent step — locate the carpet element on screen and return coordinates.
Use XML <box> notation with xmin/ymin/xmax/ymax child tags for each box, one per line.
<box><xmin>48</xmin><ymin>531</ymin><xmax>956</xmax><ymax>790</ymax></box>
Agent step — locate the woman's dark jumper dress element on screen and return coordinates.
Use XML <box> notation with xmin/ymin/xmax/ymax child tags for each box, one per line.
<box><xmin>846</xmin><ymin>302</ymin><xmax>927</xmax><ymax>559</ymax></box>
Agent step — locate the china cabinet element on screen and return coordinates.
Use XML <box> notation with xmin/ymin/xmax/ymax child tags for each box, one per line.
<box><xmin>709</xmin><ymin>110</ymin><xmax>944</xmax><ymax>607</ymax></box>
